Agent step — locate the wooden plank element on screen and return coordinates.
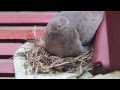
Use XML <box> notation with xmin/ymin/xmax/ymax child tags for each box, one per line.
<box><xmin>0</xmin><ymin>28</ymin><xmax>45</xmax><ymax>40</ymax></box>
<box><xmin>0</xmin><ymin>43</ymin><xmax>22</xmax><ymax>56</ymax></box>
<box><xmin>0</xmin><ymin>12</ymin><xmax>58</xmax><ymax>24</ymax></box>
<box><xmin>93</xmin><ymin>14</ymin><xmax>110</xmax><ymax>74</ymax></box>
<box><xmin>106</xmin><ymin>11</ymin><xmax>120</xmax><ymax>71</ymax></box>
<box><xmin>0</xmin><ymin>60</ymin><xmax>14</xmax><ymax>77</ymax></box>
<box><xmin>0</xmin><ymin>26</ymin><xmax>45</xmax><ymax>30</ymax></box>
<box><xmin>0</xmin><ymin>60</ymin><xmax>13</xmax><ymax>62</ymax></box>
<box><xmin>0</xmin><ymin>77</ymin><xmax>15</xmax><ymax>79</ymax></box>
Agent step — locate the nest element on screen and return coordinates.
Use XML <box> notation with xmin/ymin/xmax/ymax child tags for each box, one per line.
<box><xmin>16</xmin><ymin>26</ymin><xmax>93</xmax><ymax>75</ymax></box>
<box><xmin>16</xmin><ymin>37</ymin><xmax>93</xmax><ymax>75</ymax></box>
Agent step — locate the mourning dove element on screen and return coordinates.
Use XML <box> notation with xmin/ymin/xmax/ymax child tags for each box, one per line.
<box><xmin>45</xmin><ymin>11</ymin><xmax>104</xmax><ymax>57</ymax></box>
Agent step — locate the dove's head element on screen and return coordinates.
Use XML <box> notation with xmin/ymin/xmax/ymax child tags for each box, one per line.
<box><xmin>46</xmin><ymin>16</ymin><xmax>71</xmax><ymax>34</ymax></box>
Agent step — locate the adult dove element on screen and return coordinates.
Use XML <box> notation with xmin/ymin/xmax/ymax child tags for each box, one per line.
<box><xmin>44</xmin><ymin>11</ymin><xmax>104</xmax><ymax>57</ymax></box>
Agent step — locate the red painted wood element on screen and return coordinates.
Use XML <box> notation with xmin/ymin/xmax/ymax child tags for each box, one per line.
<box><xmin>0</xmin><ymin>60</ymin><xmax>14</xmax><ymax>77</ymax></box>
<box><xmin>0</xmin><ymin>12</ymin><xmax>57</xmax><ymax>78</ymax></box>
<box><xmin>106</xmin><ymin>11</ymin><xmax>120</xmax><ymax>71</ymax></box>
<box><xmin>93</xmin><ymin>14</ymin><xmax>110</xmax><ymax>74</ymax></box>
<box><xmin>0</xmin><ymin>43</ymin><xmax>22</xmax><ymax>56</ymax></box>
<box><xmin>0</xmin><ymin>12</ymin><xmax>58</xmax><ymax>24</ymax></box>
<box><xmin>0</xmin><ymin>29</ymin><xmax>45</xmax><ymax>39</ymax></box>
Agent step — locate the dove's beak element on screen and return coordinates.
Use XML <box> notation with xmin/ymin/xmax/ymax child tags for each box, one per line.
<box><xmin>47</xmin><ymin>31</ymin><xmax>52</xmax><ymax>38</ymax></box>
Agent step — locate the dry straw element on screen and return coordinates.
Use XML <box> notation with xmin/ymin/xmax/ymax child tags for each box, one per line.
<box><xmin>18</xmin><ymin>26</ymin><xmax>93</xmax><ymax>75</ymax></box>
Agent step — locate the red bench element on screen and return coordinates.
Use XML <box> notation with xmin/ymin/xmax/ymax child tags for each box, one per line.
<box><xmin>0</xmin><ymin>12</ymin><xmax>58</xmax><ymax>78</ymax></box>
<box><xmin>0</xmin><ymin>11</ymin><xmax>114</xmax><ymax>78</ymax></box>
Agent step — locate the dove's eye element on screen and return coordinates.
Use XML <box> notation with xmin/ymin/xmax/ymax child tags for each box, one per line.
<box><xmin>58</xmin><ymin>24</ymin><xmax>61</xmax><ymax>28</ymax></box>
